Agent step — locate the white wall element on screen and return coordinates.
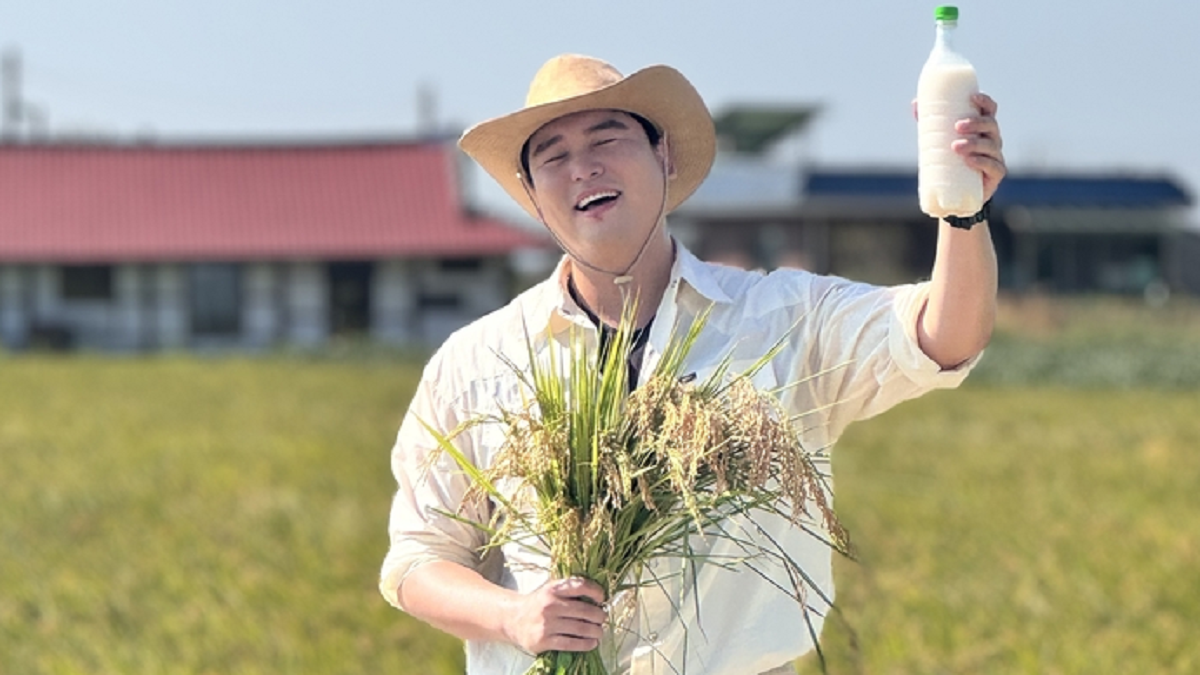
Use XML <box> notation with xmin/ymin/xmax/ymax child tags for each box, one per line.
<box><xmin>32</xmin><ymin>265</ymin><xmax>58</xmax><ymax>321</ymax></box>
<box><xmin>153</xmin><ymin>264</ymin><xmax>188</xmax><ymax>350</ymax></box>
<box><xmin>112</xmin><ymin>265</ymin><xmax>142</xmax><ymax>351</ymax></box>
<box><xmin>285</xmin><ymin>261</ymin><xmax>327</xmax><ymax>347</ymax></box>
<box><xmin>244</xmin><ymin>262</ymin><xmax>281</xmax><ymax>348</ymax></box>
<box><xmin>412</xmin><ymin>257</ymin><xmax>511</xmax><ymax>346</ymax></box>
<box><xmin>372</xmin><ymin>260</ymin><xmax>415</xmax><ymax>345</ymax></box>
<box><xmin>1</xmin><ymin>256</ymin><xmax>522</xmax><ymax>351</ymax></box>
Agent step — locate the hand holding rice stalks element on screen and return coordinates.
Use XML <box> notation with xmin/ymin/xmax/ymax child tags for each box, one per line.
<box><xmin>423</xmin><ymin>303</ymin><xmax>850</xmax><ymax>674</ymax></box>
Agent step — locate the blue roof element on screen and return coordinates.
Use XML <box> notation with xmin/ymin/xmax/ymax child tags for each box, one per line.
<box><xmin>805</xmin><ymin>170</ymin><xmax>1193</xmax><ymax>209</ymax></box>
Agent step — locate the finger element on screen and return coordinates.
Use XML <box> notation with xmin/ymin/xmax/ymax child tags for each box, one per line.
<box><xmin>540</xmin><ymin>633</ymin><xmax>601</xmax><ymax>653</ymax></box>
<box><xmin>952</xmin><ymin>137</ymin><xmax>1006</xmax><ymax>167</ymax></box>
<box><xmin>553</xmin><ymin>598</ymin><xmax>608</xmax><ymax>626</ymax></box>
<box><xmin>952</xmin><ymin>136</ymin><xmax>1003</xmax><ymax>162</ymax></box>
<box><xmin>954</xmin><ymin>124</ymin><xmax>1003</xmax><ymax>155</ymax></box>
<box><xmin>955</xmin><ymin>146</ymin><xmax>1007</xmax><ymax>200</ymax></box>
<box><xmin>551</xmin><ymin>577</ymin><xmax>607</xmax><ymax>605</ymax></box>
<box><xmin>971</xmin><ymin>92</ymin><xmax>998</xmax><ymax>117</ymax></box>
<box><xmin>536</xmin><ymin>615</ymin><xmax>605</xmax><ymax>654</ymax></box>
<box><xmin>554</xmin><ymin>616</ymin><xmax>606</xmax><ymax>640</ymax></box>
<box><xmin>911</xmin><ymin>98</ymin><xmax>919</xmax><ymax>121</ymax></box>
<box><xmin>963</xmin><ymin>152</ymin><xmax>1007</xmax><ymax>183</ymax></box>
<box><xmin>955</xmin><ymin>116</ymin><xmax>1000</xmax><ymax>138</ymax></box>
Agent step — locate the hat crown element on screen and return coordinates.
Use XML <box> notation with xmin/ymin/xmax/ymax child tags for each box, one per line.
<box><xmin>525</xmin><ymin>54</ymin><xmax>624</xmax><ymax>109</ymax></box>
<box><xmin>460</xmin><ymin>54</ymin><xmax>716</xmax><ymax>221</ymax></box>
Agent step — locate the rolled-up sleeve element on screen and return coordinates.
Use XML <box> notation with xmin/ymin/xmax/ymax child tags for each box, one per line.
<box><xmin>804</xmin><ymin>277</ymin><xmax>980</xmax><ymax>441</ymax></box>
<box><xmin>886</xmin><ymin>280</ymin><xmax>979</xmax><ymax>386</ymax></box>
<box><xmin>379</xmin><ymin>357</ymin><xmax>490</xmax><ymax>611</ymax></box>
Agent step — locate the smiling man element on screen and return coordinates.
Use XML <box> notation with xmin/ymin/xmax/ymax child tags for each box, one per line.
<box><xmin>380</xmin><ymin>54</ymin><xmax>1005</xmax><ymax>674</ymax></box>
<box><xmin>518</xmin><ymin>108</ymin><xmax>676</xmax><ymax>333</ymax></box>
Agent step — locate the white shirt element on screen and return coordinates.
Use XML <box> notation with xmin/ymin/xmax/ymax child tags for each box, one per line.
<box><xmin>380</xmin><ymin>244</ymin><xmax>975</xmax><ymax>674</ymax></box>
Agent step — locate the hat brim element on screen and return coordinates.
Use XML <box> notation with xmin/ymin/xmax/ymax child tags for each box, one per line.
<box><xmin>459</xmin><ymin>65</ymin><xmax>716</xmax><ymax>222</ymax></box>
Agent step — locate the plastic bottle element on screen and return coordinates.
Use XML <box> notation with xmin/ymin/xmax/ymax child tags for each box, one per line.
<box><xmin>917</xmin><ymin>5</ymin><xmax>983</xmax><ymax>218</ymax></box>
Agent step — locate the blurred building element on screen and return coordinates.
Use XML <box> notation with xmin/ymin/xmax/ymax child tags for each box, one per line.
<box><xmin>0</xmin><ymin>140</ymin><xmax>552</xmax><ymax>352</ymax></box>
<box><xmin>3</xmin><ymin>109</ymin><xmax>1194</xmax><ymax>354</ymax></box>
<box><xmin>675</xmin><ymin>105</ymin><xmax>1197</xmax><ymax>297</ymax></box>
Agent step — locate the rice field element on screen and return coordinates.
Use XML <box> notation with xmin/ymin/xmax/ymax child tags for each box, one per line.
<box><xmin>2</xmin><ymin>296</ymin><xmax>1198</xmax><ymax>674</ymax></box>
<box><xmin>0</xmin><ymin>355</ymin><xmax>463</xmax><ymax>675</ymax></box>
<box><xmin>795</xmin><ymin>386</ymin><xmax>1200</xmax><ymax>674</ymax></box>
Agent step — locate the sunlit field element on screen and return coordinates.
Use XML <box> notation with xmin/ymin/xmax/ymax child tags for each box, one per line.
<box><xmin>0</xmin><ymin>355</ymin><xmax>463</xmax><ymax>675</ymax></box>
<box><xmin>2</xmin><ymin>296</ymin><xmax>1198</xmax><ymax>674</ymax></box>
<box><xmin>794</xmin><ymin>387</ymin><xmax>1200</xmax><ymax>674</ymax></box>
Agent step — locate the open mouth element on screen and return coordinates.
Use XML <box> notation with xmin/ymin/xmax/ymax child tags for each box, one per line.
<box><xmin>575</xmin><ymin>191</ymin><xmax>620</xmax><ymax>212</ymax></box>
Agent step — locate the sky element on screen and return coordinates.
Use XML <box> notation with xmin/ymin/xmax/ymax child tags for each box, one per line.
<box><xmin>3</xmin><ymin>0</ymin><xmax>1198</xmax><ymax>223</ymax></box>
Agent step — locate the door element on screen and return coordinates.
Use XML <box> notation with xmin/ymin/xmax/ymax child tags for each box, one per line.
<box><xmin>328</xmin><ymin>262</ymin><xmax>373</xmax><ymax>335</ymax></box>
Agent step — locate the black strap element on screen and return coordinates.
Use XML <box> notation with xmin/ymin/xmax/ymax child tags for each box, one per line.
<box><xmin>944</xmin><ymin>198</ymin><xmax>992</xmax><ymax>230</ymax></box>
<box><xmin>567</xmin><ymin>276</ymin><xmax>653</xmax><ymax>390</ymax></box>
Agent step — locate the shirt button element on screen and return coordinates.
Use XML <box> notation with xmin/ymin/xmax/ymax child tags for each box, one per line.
<box><xmin>647</xmin><ymin>632</ymin><xmax>658</xmax><ymax>642</ymax></box>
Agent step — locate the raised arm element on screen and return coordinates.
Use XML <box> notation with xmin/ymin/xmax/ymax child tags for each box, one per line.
<box><xmin>917</xmin><ymin>92</ymin><xmax>1005</xmax><ymax>369</ymax></box>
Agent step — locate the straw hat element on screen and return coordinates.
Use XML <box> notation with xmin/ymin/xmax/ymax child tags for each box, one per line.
<box><xmin>459</xmin><ymin>54</ymin><xmax>716</xmax><ymax>221</ymax></box>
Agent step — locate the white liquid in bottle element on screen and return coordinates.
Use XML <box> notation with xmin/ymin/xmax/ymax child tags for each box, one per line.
<box><xmin>917</xmin><ymin>6</ymin><xmax>983</xmax><ymax>218</ymax></box>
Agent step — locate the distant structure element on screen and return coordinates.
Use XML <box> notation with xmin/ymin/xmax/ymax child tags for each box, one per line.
<box><xmin>713</xmin><ymin>105</ymin><xmax>818</xmax><ymax>155</ymax></box>
<box><xmin>675</xmin><ymin>103</ymin><xmax>1197</xmax><ymax>297</ymax></box>
<box><xmin>2</xmin><ymin>47</ymin><xmax>49</xmax><ymax>142</ymax></box>
<box><xmin>2</xmin><ymin>48</ymin><xmax>24</xmax><ymax>141</ymax></box>
<box><xmin>2</xmin><ymin>91</ymin><xmax>1194</xmax><ymax>356</ymax></box>
<box><xmin>0</xmin><ymin>139</ymin><xmax>552</xmax><ymax>352</ymax></box>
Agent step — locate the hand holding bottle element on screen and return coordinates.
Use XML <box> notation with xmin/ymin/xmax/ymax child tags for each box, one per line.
<box><xmin>915</xmin><ymin>92</ymin><xmax>1006</xmax><ymax>206</ymax></box>
<box><xmin>916</xmin><ymin>6</ymin><xmax>1007</xmax><ymax>218</ymax></box>
<box><xmin>952</xmin><ymin>92</ymin><xmax>1005</xmax><ymax>204</ymax></box>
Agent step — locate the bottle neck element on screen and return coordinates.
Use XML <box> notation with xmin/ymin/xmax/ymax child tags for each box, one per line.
<box><xmin>935</xmin><ymin>20</ymin><xmax>958</xmax><ymax>51</ymax></box>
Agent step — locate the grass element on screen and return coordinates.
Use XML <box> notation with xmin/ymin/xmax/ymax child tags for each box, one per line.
<box><xmin>795</xmin><ymin>387</ymin><xmax>1200</xmax><ymax>674</ymax></box>
<box><xmin>2</xmin><ymin>296</ymin><xmax>1198</xmax><ymax>674</ymax></box>
<box><xmin>0</xmin><ymin>356</ymin><xmax>464</xmax><ymax>675</ymax></box>
<box><xmin>970</xmin><ymin>294</ymin><xmax>1200</xmax><ymax>388</ymax></box>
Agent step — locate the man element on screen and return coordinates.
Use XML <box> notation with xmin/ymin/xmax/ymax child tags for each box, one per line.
<box><xmin>380</xmin><ymin>54</ymin><xmax>1005</xmax><ymax>674</ymax></box>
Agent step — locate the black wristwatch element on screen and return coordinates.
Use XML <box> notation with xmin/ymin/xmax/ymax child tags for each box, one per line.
<box><xmin>944</xmin><ymin>198</ymin><xmax>992</xmax><ymax>230</ymax></box>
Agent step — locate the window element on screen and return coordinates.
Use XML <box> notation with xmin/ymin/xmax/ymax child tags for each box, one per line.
<box><xmin>61</xmin><ymin>265</ymin><xmax>113</xmax><ymax>301</ymax></box>
<box><xmin>417</xmin><ymin>292</ymin><xmax>462</xmax><ymax>310</ymax></box>
<box><xmin>328</xmin><ymin>262</ymin><xmax>373</xmax><ymax>334</ymax></box>
<box><xmin>439</xmin><ymin>257</ymin><xmax>483</xmax><ymax>272</ymax></box>
<box><xmin>189</xmin><ymin>264</ymin><xmax>241</xmax><ymax>336</ymax></box>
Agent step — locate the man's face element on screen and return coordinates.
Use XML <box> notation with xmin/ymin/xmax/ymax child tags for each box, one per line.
<box><xmin>525</xmin><ymin>109</ymin><xmax>672</xmax><ymax>270</ymax></box>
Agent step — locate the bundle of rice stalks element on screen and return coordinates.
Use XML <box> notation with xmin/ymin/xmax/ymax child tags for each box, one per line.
<box><xmin>423</xmin><ymin>303</ymin><xmax>848</xmax><ymax>675</ymax></box>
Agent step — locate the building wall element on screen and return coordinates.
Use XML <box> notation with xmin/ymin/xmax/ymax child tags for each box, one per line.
<box><xmin>285</xmin><ymin>261</ymin><xmax>328</xmax><ymax>347</ymax></box>
<box><xmin>0</xmin><ymin>255</ymin><xmax>520</xmax><ymax>352</ymax></box>
<box><xmin>1171</xmin><ymin>231</ymin><xmax>1200</xmax><ymax>295</ymax></box>
<box><xmin>36</xmin><ymin>265</ymin><xmax>113</xmax><ymax>349</ymax></box>
<box><xmin>683</xmin><ymin>217</ymin><xmax>923</xmax><ymax>283</ymax></box>
<box><xmin>244</xmin><ymin>262</ymin><xmax>282</xmax><ymax>348</ymax></box>
<box><xmin>410</xmin><ymin>257</ymin><xmax>510</xmax><ymax>346</ymax></box>
<box><xmin>0</xmin><ymin>266</ymin><xmax>28</xmax><ymax>348</ymax></box>
<box><xmin>372</xmin><ymin>260</ymin><xmax>416</xmax><ymax>345</ymax></box>
<box><xmin>154</xmin><ymin>264</ymin><xmax>189</xmax><ymax>349</ymax></box>
<box><xmin>682</xmin><ymin>213</ymin><xmax>1195</xmax><ymax>296</ymax></box>
<box><xmin>112</xmin><ymin>265</ymin><xmax>142</xmax><ymax>350</ymax></box>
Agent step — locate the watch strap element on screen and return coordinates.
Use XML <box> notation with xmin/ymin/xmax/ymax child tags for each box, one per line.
<box><xmin>944</xmin><ymin>198</ymin><xmax>992</xmax><ymax>230</ymax></box>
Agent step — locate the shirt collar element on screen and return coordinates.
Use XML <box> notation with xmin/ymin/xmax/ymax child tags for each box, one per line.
<box><xmin>672</xmin><ymin>242</ymin><xmax>734</xmax><ymax>305</ymax></box>
<box><xmin>525</xmin><ymin>238</ymin><xmax>733</xmax><ymax>339</ymax></box>
<box><xmin>523</xmin><ymin>255</ymin><xmax>584</xmax><ymax>338</ymax></box>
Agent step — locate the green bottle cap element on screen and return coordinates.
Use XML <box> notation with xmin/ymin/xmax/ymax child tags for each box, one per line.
<box><xmin>935</xmin><ymin>5</ymin><xmax>959</xmax><ymax>21</ymax></box>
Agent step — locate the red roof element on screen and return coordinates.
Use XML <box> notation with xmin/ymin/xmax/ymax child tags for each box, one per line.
<box><xmin>0</xmin><ymin>141</ymin><xmax>546</xmax><ymax>262</ymax></box>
